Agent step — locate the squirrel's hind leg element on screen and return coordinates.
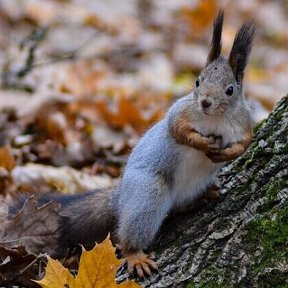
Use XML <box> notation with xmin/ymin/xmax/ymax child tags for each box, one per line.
<box><xmin>205</xmin><ymin>183</ymin><xmax>221</xmax><ymax>200</ymax></box>
<box><xmin>117</xmin><ymin>176</ymin><xmax>172</xmax><ymax>277</ymax></box>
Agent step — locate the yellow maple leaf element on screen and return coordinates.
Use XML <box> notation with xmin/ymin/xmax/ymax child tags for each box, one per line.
<box><xmin>35</xmin><ymin>237</ymin><xmax>140</xmax><ymax>288</ymax></box>
<box><xmin>35</xmin><ymin>257</ymin><xmax>74</xmax><ymax>288</ymax></box>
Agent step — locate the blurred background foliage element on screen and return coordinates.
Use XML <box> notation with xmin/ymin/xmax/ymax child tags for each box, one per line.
<box><xmin>1</xmin><ymin>2</ymin><xmax>288</xmax><ymax>285</ymax></box>
<box><xmin>1</xmin><ymin>0</ymin><xmax>288</xmax><ymax>115</ymax></box>
<box><xmin>0</xmin><ymin>0</ymin><xmax>288</xmax><ymax>194</ymax></box>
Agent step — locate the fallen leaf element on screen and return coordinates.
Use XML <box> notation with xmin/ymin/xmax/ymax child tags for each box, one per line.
<box><xmin>34</xmin><ymin>257</ymin><xmax>74</xmax><ymax>288</ymax></box>
<box><xmin>119</xmin><ymin>97</ymin><xmax>145</xmax><ymax>130</ymax></box>
<box><xmin>36</xmin><ymin>237</ymin><xmax>140</xmax><ymax>288</ymax></box>
<box><xmin>0</xmin><ymin>246</ymin><xmax>41</xmax><ymax>288</ymax></box>
<box><xmin>11</xmin><ymin>164</ymin><xmax>114</xmax><ymax>193</ymax></box>
<box><xmin>34</xmin><ymin>102</ymin><xmax>70</xmax><ymax>145</ymax></box>
<box><xmin>96</xmin><ymin>97</ymin><xmax>163</xmax><ymax>133</ymax></box>
<box><xmin>0</xmin><ymin>168</ymin><xmax>12</xmax><ymax>195</ymax></box>
<box><xmin>0</xmin><ymin>146</ymin><xmax>16</xmax><ymax>171</ymax></box>
<box><xmin>60</xmin><ymin>61</ymin><xmax>108</xmax><ymax>98</ymax></box>
<box><xmin>0</xmin><ymin>197</ymin><xmax>60</xmax><ymax>256</ymax></box>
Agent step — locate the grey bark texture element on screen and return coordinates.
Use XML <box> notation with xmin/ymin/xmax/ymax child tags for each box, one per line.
<box><xmin>118</xmin><ymin>95</ymin><xmax>288</xmax><ymax>288</ymax></box>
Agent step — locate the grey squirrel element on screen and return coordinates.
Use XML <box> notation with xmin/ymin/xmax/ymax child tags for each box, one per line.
<box><xmin>15</xmin><ymin>11</ymin><xmax>256</xmax><ymax>278</ymax></box>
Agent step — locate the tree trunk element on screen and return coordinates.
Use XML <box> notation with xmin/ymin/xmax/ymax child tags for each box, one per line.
<box><xmin>118</xmin><ymin>95</ymin><xmax>288</xmax><ymax>287</ymax></box>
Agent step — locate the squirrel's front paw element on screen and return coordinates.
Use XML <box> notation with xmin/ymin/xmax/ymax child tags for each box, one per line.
<box><xmin>202</xmin><ymin>134</ymin><xmax>222</xmax><ymax>152</ymax></box>
<box><xmin>206</xmin><ymin>150</ymin><xmax>228</xmax><ymax>163</ymax></box>
<box><xmin>207</xmin><ymin>143</ymin><xmax>221</xmax><ymax>153</ymax></box>
<box><xmin>206</xmin><ymin>137</ymin><xmax>221</xmax><ymax>153</ymax></box>
<box><xmin>187</xmin><ymin>133</ymin><xmax>214</xmax><ymax>151</ymax></box>
<box><xmin>126</xmin><ymin>251</ymin><xmax>158</xmax><ymax>278</ymax></box>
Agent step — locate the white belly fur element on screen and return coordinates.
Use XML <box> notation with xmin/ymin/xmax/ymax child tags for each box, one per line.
<box><xmin>171</xmin><ymin>114</ymin><xmax>243</xmax><ymax>207</ymax></box>
<box><xmin>171</xmin><ymin>147</ymin><xmax>221</xmax><ymax>206</ymax></box>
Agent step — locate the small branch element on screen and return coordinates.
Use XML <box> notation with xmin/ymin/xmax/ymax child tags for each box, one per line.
<box><xmin>19</xmin><ymin>253</ymin><xmax>48</xmax><ymax>275</ymax></box>
<box><xmin>16</xmin><ymin>27</ymin><xmax>47</xmax><ymax>78</ymax></box>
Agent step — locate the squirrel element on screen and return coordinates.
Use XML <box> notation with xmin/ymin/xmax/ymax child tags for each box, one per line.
<box><xmin>11</xmin><ymin>11</ymin><xmax>255</xmax><ymax>278</ymax></box>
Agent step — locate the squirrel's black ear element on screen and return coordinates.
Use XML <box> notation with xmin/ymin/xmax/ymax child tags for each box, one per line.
<box><xmin>206</xmin><ymin>10</ymin><xmax>224</xmax><ymax>65</ymax></box>
<box><xmin>229</xmin><ymin>21</ymin><xmax>256</xmax><ymax>83</ymax></box>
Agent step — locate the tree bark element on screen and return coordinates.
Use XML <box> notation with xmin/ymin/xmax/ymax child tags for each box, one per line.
<box><xmin>118</xmin><ymin>95</ymin><xmax>288</xmax><ymax>287</ymax></box>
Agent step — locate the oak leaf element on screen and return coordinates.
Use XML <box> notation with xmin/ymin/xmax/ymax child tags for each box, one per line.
<box><xmin>36</xmin><ymin>237</ymin><xmax>140</xmax><ymax>288</ymax></box>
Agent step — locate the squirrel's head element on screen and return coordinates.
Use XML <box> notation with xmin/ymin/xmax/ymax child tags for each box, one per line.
<box><xmin>194</xmin><ymin>10</ymin><xmax>255</xmax><ymax>116</ymax></box>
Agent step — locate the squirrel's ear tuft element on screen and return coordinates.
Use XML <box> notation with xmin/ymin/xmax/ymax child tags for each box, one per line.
<box><xmin>206</xmin><ymin>10</ymin><xmax>224</xmax><ymax>65</ymax></box>
<box><xmin>229</xmin><ymin>21</ymin><xmax>256</xmax><ymax>83</ymax></box>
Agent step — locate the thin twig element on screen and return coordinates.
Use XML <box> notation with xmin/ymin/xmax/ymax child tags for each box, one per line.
<box><xmin>16</xmin><ymin>27</ymin><xmax>47</xmax><ymax>78</ymax></box>
<box><xmin>19</xmin><ymin>253</ymin><xmax>48</xmax><ymax>275</ymax></box>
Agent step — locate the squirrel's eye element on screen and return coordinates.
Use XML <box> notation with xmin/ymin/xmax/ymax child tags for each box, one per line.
<box><xmin>195</xmin><ymin>79</ymin><xmax>200</xmax><ymax>88</ymax></box>
<box><xmin>225</xmin><ymin>85</ymin><xmax>233</xmax><ymax>96</ymax></box>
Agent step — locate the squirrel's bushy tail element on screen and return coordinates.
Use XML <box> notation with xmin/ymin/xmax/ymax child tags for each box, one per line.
<box><xmin>9</xmin><ymin>189</ymin><xmax>116</xmax><ymax>257</ymax></box>
<box><xmin>58</xmin><ymin>188</ymin><xmax>116</xmax><ymax>254</ymax></box>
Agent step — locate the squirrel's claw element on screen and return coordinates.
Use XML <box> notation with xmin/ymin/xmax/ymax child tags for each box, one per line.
<box><xmin>206</xmin><ymin>152</ymin><xmax>228</xmax><ymax>163</ymax></box>
<box><xmin>126</xmin><ymin>252</ymin><xmax>158</xmax><ymax>278</ymax></box>
<box><xmin>205</xmin><ymin>189</ymin><xmax>220</xmax><ymax>200</ymax></box>
<box><xmin>205</xmin><ymin>144</ymin><xmax>231</xmax><ymax>162</ymax></box>
<box><xmin>207</xmin><ymin>143</ymin><xmax>221</xmax><ymax>152</ymax></box>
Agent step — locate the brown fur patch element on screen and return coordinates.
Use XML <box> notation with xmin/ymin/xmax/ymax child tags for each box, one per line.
<box><xmin>169</xmin><ymin>109</ymin><xmax>214</xmax><ymax>152</ymax></box>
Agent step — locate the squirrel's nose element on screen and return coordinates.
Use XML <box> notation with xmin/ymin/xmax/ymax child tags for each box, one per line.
<box><xmin>201</xmin><ymin>100</ymin><xmax>212</xmax><ymax>109</ymax></box>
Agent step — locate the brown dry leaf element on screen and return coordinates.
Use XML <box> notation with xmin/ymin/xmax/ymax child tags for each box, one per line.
<box><xmin>0</xmin><ymin>146</ymin><xmax>16</xmax><ymax>171</ymax></box>
<box><xmin>67</xmin><ymin>100</ymin><xmax>103</xmax><ymax>124</ymax></box>
<box><xmin>44</xmin><ymin>113</ymin><xmax>68</xmax><ymax>145</ymax></box>
<box><xmin>60</xmin><ymin>61</ymin><xmax>108</xmax><ymax>98</ymax></box>
<box><xmin>0</xmin><ymin>145</ymin><xmax>15</xmax><ymax>193</ymax></box>
<box><xmin>34</xmin><ymin>102</ymin><xmax>75</xmax><ymax>145</ymax></box>
<box><xmin>0</xmin><ymin>197</ymin><xmax>60</xmax><ymax>256</ymax></box>
<box><xmin>119</xmin><ymin>97</ymin><xmax>146</xmax><ymax>131</ymax></box>
<box><xmin>181</xmin><ymin>0</ymin><xmax>217</xmax><ymax>34</ymax></box>
<box><xmin>96</xmin><ymin>97</ymin><xmax>163</xmax><ymax>133</ymax></box>
<box><xmin>36</xmin><ymin>237</ymin><xmax>140</xmax><ymax>288</ymax></box>
<box><xmin>95</xmin><ymin>100</ymin><xmax>126</xmax><ymax>129</ymax></box>
<box><xmin>33</xmin><ymin>101</ymin><xmax>96</xmax><ymax>165</ymax></box>
<box><xmin>0</xmin><ymin>246</ymin><xmax>40</xmax><ymax>288</ymax></box>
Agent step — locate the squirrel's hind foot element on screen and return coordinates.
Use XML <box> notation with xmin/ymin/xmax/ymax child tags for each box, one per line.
<box><xmin>126</xmin><ymin>251</ymin><xmax>158</xmax><ymax>278</ymax></box>
<box><xmin>205</xmin><ymin>184</ymin><xmax>220</xmax><ymax>200</ymax></box>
